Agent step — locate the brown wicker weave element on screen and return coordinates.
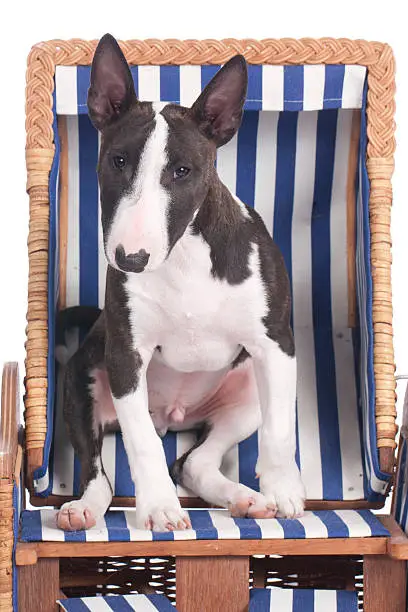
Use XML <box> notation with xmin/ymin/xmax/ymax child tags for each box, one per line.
<box><xmin>0</xmin><ymin>364</ymin><xmax>19</xmax><ymax>612</ymax></box>
<box><xmin>24</xmin><ymin>38</ymin><xmax>397</xmax><ymax>486</ymax></box>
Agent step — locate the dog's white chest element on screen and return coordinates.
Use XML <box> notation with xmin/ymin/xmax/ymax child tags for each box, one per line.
<box><xmin>159</xmin><ymin>324</ymin><xmax>239</xmax><ymax>373</ymax></box>
<box><xmin>126</xmin><ymin>230</ymin><xmax>267</xmax><ymax>372</ymax></box>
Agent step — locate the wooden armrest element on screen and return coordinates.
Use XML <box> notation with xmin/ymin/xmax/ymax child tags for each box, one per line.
<box><xmin>379</xmin><ymin>515</ymin><xmax>408</xmax><ymax>559</ymax></box>
<box><xmin>383</xmin><ymin>376</ymin><xmax>408</xmax><ymax>477</ymax></box>
<box><xmin>0</xmin><ymin>362</ymin><xmax>20</xmax><ymax>482</ymax></box>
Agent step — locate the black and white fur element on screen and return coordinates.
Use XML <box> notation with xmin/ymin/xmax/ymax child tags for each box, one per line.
<box><xmin>57</xmin><ymin>34</ymin><xmax>305</xmax><ymax>532</ymax></box>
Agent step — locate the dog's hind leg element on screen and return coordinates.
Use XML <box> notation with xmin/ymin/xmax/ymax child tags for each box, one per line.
<box><xmin>171</xmin><ymin>363</ymin><xmax>276</xmax><ymax>518</ymax></box>
<box><xmin>56</xmin><ymin>316</ymin><xmax>114</xmax><ymax>531</ymax></box>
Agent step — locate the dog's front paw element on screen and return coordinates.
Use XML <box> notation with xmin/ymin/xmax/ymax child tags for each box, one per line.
<box><xmin>136</xmin><ymin>491</ymin><xmax>191</xmax><ymax>532</ymax></box>
<box><xmin>225</xmin><ymin>484</ymin><xmax>276</xmax><ymax>519</ymax></box>
<box><xmin>57</xmin><ymin>500</ymin><xmax>98</xmax><ymax>531</ymax></box>
<box><xmin>258</xmin><ymin>464</ymin><xmax>305</xmax><ymax>519</ymax></box>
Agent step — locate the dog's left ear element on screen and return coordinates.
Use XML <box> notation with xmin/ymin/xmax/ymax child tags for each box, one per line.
<box><xmin>88</xmin><ymin>33</ymin><xmax>137</xmax><ymax>131</ymax></box>
<box><xmin>190</xmin><ymin>55</ymin><xmax>247</xmax><ymax>147</ymax></box>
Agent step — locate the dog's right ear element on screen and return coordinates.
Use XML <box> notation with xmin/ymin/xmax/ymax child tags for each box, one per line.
<box><xmin>88</xmin><ymin>33</ymin><xmax>137</xmax><ymax>131</ymax></box>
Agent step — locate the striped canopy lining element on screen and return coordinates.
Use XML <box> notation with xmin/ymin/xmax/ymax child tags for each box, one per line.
<box><xmin>57</xmin><ymin>594</ymin><xmax>175</xmax><ymax>611</ymax></box>
<box><xmin>32</xmin><ymin>63</ymin><xmax>390</xmax><ymax>504</ymax></box>
<box><xmin>55</xmin><ymin>64</ymin><xmax>367</xmax><ymax>114</ymax></box>
<box><xmin>250</xmin><ymin>588</ymin><xmax>358</xmax><ymax>612</ymax></box>
<box><xmin>20</xmin><ymin>509</ymin><xmax>389</xmax><ymax>542</ymax></box>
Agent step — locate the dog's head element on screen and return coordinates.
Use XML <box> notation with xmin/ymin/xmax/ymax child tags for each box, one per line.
<box><xmin>88</xmin><ymin>34</ymin><xmax>247</xmax><ymax>273</ymax></box>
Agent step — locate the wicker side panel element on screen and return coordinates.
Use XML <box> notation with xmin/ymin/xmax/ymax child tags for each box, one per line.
<box><xmin>0</xmin><ymin>483</ymin><xmax>14</xmax><ymax>612</ymax></box>
<box><xmin>0</xmin><ymin>363</ymin><xmax>20</xmax><ymax>612</ymax></box>
<box><xmin>25</xmin><ymin>41</ymin><xmax>55</xmax><ymax>481</ymax></box>
<box><xmin>365</xmin><ymin>44</ymin><xmax>397</xmax><ymax>472</ymax></box>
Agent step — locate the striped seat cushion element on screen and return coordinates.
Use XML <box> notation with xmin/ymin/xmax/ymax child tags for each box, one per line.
<box><xmin>58</xmin><ymin>594</ymin><xmax>175</xmax><ymax>611</ymax></box>
<box><xmin>249</xmin><ymin>588</ymin><xmax>358</xmax><ymax>611</ymax></box>
<box><xmin>20</xmin><ymin>509</ymin><xmax>389</xmax><ymax>542</ymax></box>
<box><xmin>31</xmin><ymin>62</ymin><xmax>390</xmax><ymax>504</ymax></box>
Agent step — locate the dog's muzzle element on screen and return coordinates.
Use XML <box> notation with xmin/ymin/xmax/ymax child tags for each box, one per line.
<box><xmin>115</xmin><ymin>245</ymin><xmax>150</xmax><ymax>273</ymax></box>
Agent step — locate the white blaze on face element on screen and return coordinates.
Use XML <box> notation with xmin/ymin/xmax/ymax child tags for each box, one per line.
<box><xmin>106</xmin><ymin>104</ymin><xmax>170</xmax><ymax>271</ymax></box>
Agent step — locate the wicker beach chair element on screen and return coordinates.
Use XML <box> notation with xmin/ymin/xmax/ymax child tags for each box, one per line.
<box><xmin>1</xmin><ymin>37</ymin><xmax>407</xmax><ymax>612</ymax></box>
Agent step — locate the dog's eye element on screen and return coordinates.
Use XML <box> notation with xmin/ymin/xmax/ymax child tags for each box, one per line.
<box><xmin>113</xmin><ymin>155</ymin><xmax>127</xmax><ymax>170</ymax></box>
<box><xmin>174</xmin><ymin>166</ymin><xmax>190</xmax><ymax>180</ymax></box>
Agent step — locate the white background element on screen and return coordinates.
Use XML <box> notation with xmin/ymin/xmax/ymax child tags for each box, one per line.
<box><xmin>0</xmin><ymin>1</ymin><xmax>407</xmax><ymax>421</ymax></box>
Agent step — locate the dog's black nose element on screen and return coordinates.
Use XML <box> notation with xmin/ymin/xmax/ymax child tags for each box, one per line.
<box><xmin>115</xmin><ymin>245</ymin><xmax>150</xmax><ymax>273</ymax></box>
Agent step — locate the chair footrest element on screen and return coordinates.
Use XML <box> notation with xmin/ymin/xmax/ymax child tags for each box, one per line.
<box><xmin>250</xmin><ymin>588</ymin><xmax>359</xmax><ymax>611</ymax></box>
<box><xmin>58</xmin><ymin>594</ymin><xmax>176</xmax><ymax>610</ymax></box>
<box><xmin>21</xmin><ymin>508</ymin><xmax>389</xmax><ymax>542</ymax></box>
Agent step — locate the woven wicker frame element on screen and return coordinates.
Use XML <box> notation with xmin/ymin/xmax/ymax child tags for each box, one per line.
<box><xmin>24</xmin><ymin>38</ymin><xmax>397</xmax><ymax>488</ymax></box>
<box><xmin>0</xmin><ymin>364</ymin><xmax>20</xmax><ymax>612</ymax></box>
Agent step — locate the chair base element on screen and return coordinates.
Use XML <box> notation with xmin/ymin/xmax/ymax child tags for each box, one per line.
<box><xmin>18</xmin><ymin>558</ymin><xmax>59</xmax><ymax>612</ymax></box>
<box><xmin>16</xmin><ymin>550</ymin><xmax>407</xmax><ymax>612</ymax></box>
<box><xmin>364</xmin><ymin>555</ymin><xmax>406</xmax><ymax>612</ymax></box>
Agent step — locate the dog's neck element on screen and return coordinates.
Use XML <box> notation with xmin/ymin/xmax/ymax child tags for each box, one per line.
<box><xmin>188</xmin><ymin>175</ymin><xmax>254</xmax><ymax>285</ymax></box>
<box><xmin>192</xmin><ymin>176</ymin><xmax>246</xmax><ymax>240</ymax></box>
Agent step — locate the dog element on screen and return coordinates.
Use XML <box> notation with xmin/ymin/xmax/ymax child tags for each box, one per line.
<box><xmin>56</xmin><ymin>33</ymin><xmax>305</xmax><ymax>532</ymax></box>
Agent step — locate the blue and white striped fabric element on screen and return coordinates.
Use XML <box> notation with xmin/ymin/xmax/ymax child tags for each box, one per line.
<box><xmin>249</xmin><ymin>588</ymin><xmax>358</xmax><ymax>611</ymax></box>
<box><xmin>20</xmin><ymin>509</ymin><xmax>389</xmax><ymax>542</ymax></box>
<box><xmin>31</xmin><ymin>61</ymin><xmax>391</xmax><ymax>505</ymax></box>
<box><xmin>55</xmin><ymin>65</ymin><xmax>367</xmax><ymax>114</ymax></box>
<box><xmin>58</xmin><ymin>594</ymin><xmax>175</xmax><ymax>611</ymax></box>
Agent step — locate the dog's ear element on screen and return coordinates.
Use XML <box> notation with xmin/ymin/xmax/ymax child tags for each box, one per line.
<box><xmin>88</xmin><ymin>33</ymin><xmax>137</xmax><ymax>131</ymax></box>
<box><xmin>190</xmin><ymin>55</ymin><xmax>247</xmax><ymax>147</ymax></box>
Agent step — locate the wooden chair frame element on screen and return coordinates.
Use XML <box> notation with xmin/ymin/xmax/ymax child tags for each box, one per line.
<box><xmin>0</xmin><ymin>37</ymin><xmax>406</xmax><ymax>612</ymax></box>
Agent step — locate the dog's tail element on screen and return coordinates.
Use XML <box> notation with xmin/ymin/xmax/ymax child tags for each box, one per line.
<box><xmin>55</xmin><ymin>306</ymin><xmax>102</xmax><ymax>365</ymax></box>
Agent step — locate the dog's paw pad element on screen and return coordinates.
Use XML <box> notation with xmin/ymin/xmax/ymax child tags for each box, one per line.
<box><xmin>260</xmin><ymin>466</ymin><xmax>306</xmax><ymax>519</ymax></box>
<box><xmin>271</xmin><ymin>494</ymin><xmax>305</xmax><ymax>519</ymax></box>
<box><xmin>228</xmin><ymin>489</ymin><xmax>276</xmax><ymax>519</ymax></box>
<box><xmin>150</xmin><ymin>508</ymin><xmax>190</xmax><ymax>532</ymax></box>
<box><xmin>138</xmin><ymin>500</ymin><xmax>190</xmax><ymax>532</ymax></box>
<box><xmin>57</xmin><ymin>502</ymin><xmax>96</xmax><ymax>531</ymax></box>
